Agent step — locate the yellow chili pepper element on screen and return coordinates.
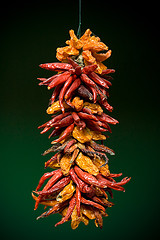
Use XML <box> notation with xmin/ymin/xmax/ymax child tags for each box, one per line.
<box><xmin>75</xmin><ymin>152</ymin><xmax>99</xmax><ymax>176</ymax></box>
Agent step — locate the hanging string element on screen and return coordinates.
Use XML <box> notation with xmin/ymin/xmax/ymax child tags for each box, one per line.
<box><xmin>77</xmin><ymin>0</ymin><xmax>81</xmax><ymax>38</ymax></box>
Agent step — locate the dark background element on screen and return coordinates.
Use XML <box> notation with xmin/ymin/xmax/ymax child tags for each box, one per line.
<box><xmin>0</xmin><ymin>0</ymin><xmax>159</xmax><ymax>239</ymax></box>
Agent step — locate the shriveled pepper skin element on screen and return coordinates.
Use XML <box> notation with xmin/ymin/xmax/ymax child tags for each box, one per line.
<box><xmin>39</xmin><ymin>62</ymin><xmax>72</xmax><ymax>71</ymax></box>
<box><xmin>32</xmin><ymin>29</ymin><xmax>130</xmax><ymax>229</ymax></box>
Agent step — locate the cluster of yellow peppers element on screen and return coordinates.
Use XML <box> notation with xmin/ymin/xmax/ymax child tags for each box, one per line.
<box><xmin>56</xmin><ymin>29</ymin><xmax>111</xmax><ymax>73</ymax></box>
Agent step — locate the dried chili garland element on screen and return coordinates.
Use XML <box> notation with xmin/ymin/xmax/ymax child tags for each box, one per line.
<box><xmin>32</xmin><ymin>29</ymin><xmax>131</xmax><ymax>229</ymax></box>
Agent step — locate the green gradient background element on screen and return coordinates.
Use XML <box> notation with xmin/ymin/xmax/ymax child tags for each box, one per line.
<box><xmin>0</xmin><ymin>1</ymin><xmax>159</xmax><ymax>239</ymax></box>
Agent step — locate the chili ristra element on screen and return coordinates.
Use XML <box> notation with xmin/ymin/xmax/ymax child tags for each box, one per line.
<box><xmin>32</xmin><ymin>28</ymin><xmax>131</xmax><ymax>229</ymax></box>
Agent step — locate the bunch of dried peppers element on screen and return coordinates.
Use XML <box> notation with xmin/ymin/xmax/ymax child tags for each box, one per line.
<box><xmin>32</xmin><ymin>29</ymin><xmax>131</xmax><ymax>229</ymax></box>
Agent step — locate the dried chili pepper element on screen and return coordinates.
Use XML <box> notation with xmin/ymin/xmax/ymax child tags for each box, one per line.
<box><xmin>75</xmin><ymin>187</ymin><xmax>81</xmax><ymax>217</ymax></box>
<box><xmin>50</xmin><ymin>83</ymin><xmax>64</xmax><ymax>104</ymax></box>
<box><xmin>82</xmin><ymin>64</ymin><xmax>98</xmax><ymax>74</ymax></box>
<box><xmin>80</xmin><ymin>73</ymin><xmax>97</xmax><ymax>88</ymax></box>
<box><xmin>38</xmin><ymin>176</ymin><xmax>71</xmax><ymax>196</ymax></box>
<box><xmin>36</xmin><ymin>169</ymin><xmax>62</xmax><ymax>191</ymax></box>
<box><xmin>77</xmin><ymin>112</ymin><xmax>99</xmax><ymax>122</ymax></box>
<box><xmin>59</xmin><ymin>75</ymin><xmax>74</xmax><ymax>112</ymax></box>
<box><xmin>71</xmin><ymin>112</ymin><xmax>80</xmax><ymax>123</ymax></box>
<box><xmin>32</xmin><ymin>29</ymin><xmax>130</xmax><ymax>229</ymax></box>
<box><xmin>88</xmin><ymin>140</ymin><xmax>115</xmax><ymax>155</ymax></box>
<box><xmin>81</xmin><ymin>197</ymin><xmax>105</xmax><ymax>212</ymax></box>
<box><xmin>88</xmin><ymin>85</ymin><xmax>97</xmax><ymax>103</ymax></box>
<box><xmin>51</xmin><ymin>123</ymin><xmax>75</xmax><ymax>143</ymax></box>
<box><xmin>77</xmin><ymin>85</ymin><xmax>93</xmax><ymax>101</ymax></box>
<box><xmin>55</xmin><ymin>196</ymin><xmax>76</xmax><ymax>227</ymax></box>
<box><xmin>100</xmin><ymin>69</ymin><xmax>115</xmax><ymax>75</ymax></box>
<box><xmin>88</xmin><ymin>72</ymin><xmax>109</xmax><ymax>89</ymax></box>
<box><xmin>53</xmin><ymin>115</ymin><xmax>74</xmax><ymax>128</ymax></box>
<box><xmin>74</xmin><ymin>166</ymin><xmax>107</xmax><ymax>188</ymax></box>
<box><xmin>69</xmin><ymin>168</ymin><xmax>92</xmax><ymax>194</ymax></box>
<box><xmin>48</xmin><ymin>71</ymin><xmax>71</xmax><ymax>90</ymax></box>
<box><xmin>64</xmin><ymin>78</ymin><xmax>81</xmax><ymax>100</ymax></box>
<box><xmin>39</xmin><ymin>62</ymin><xmax>72</xmax><ymax>71</ymax></box>
<box><xmin>63</xmin><ymin>139</ymin><xmax>77</xmax><ymax>153</ymax></box>
<box><xmin>96</xmin><ymin>113</ymin><xmax>119</xmax><ymax>125</ymax></box>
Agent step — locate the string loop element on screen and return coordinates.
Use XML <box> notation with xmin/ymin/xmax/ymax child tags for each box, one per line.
<box><xmin>77</xmin><ymin>0</ymin><xmax>81</xmax><ymax>38</ymax></box>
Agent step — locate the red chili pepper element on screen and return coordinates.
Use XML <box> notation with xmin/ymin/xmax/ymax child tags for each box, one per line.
<box><xmin>64</xmin><ymin>78</ymin><xmax>81</xmax><ymax>100</ymax></box>
<box><xmin>100</xmin><ymin>77</ymin><xmax>112</xmax><ymax>87</ymax></box>
<box><xmin>53</xmin><ymin>115</ymin><xmax>74</xmax><ymax>128</ymax></box>
<box><xmin>100</xmin><ymin>122</ymin><xmax>112</xmax><ymax>133</ymax></box>
<box><xmin>81</xmin><ymin>197</ymin><xmax>105</xmax><ymax>212</ymax></box>
<box><xmin>109</xmin><ymin>173</ymin><xmax>123</xmax><ymax>178</ymax></box>
<box><xmin>105</xmin><ymin>176</ymin><xmax>116</xmax><ymax>183</ymax></box>
<box><xmin>80</xmin><ymin>73</ymin><xmax>97</xmax><ymax>88</ymax></box>
<box><xmin>67</xmin><ymin>57</ymin><xmax>79</xmax><ymax>69</ymax></box>
<box><xmin>40</xmin><ymin>126</ymin><xmax>52</xmax><ymax>134</ymax></box>
<box><xmin>48</xmin><ymin>71</ymin><xmax>71</xmax><ymax>90</ymax></box>
<box><xmin>41</xmin><ymin>169</ymin><xmax>63</xmax><ymax>191</ymax></box>
<box><xmin>38</xmin><ymin>115</ymin><xmax>56</xmax><ymax>129</ymax></box>
<box><xmin>52</xmin><ymin>123</ymin><xmax>75</xmax><ymax>143</ymax></box>
<box><xmin>86</xmin><ymin>120</ymin><xmax>107</xmax><ymax>132</ymax></box>
<box><xmin>36</xmin><ymin>169</ymin><xmax>61</xmax><ymax>191</ymax></box>
<box><xmin>75</xmin><ymin>66</ymin><xmax>82</xmax><ymax>75</ymax></box>
<box><xmin>38</xmin><ymin>176</ymin><xmax>71</xmax><ymax>196</ymax></box>
<box><xmin>44</xmin><ymin>153</ymin><xmax>59</xmax><ymax>169</ymax></box>
<box><xmin>34</xmin><ymin>169</ymin><xmax>63</xmax><ymax>210</ymax></box>
<box><xmin>96</xmin><ymin>174</ymin><xmax>125</xmax><ymax>192</ymax></box>
<box><xmin>88</xmin><ymin>72</ymin><xmax>109</xmax><ymax>89</ymax></box>
<box><xmin>39</xmin><ymin>62</ymin><xmax>72</xmax><ymax>71</ymax></box>
<box><xmin>37</xmin><ymin>201</ymin><xmax>69</xmax><ymax>220</ymax></box>
<box><xmin>71</xmin><ymin>112</ymin><xmax>81</xmax><ymax>123</ymax></box>
<box><xmin>74</xmin><ymin>166</ymin><xmax>106</xmax><ymax>188</ymax></box>
<box><xmin>50</xmin><ymin>83</ymin><xmax>64</xmax><ymax>104</ymax></box>
<box><xmin>49</xmin><ymin>112</ymin><xmax>71</xmax><ymax>126</ymax></box>
<box><xmin>38</xmin><ymin>74</ymin><xmax>61</xmax><ymax>86</ymax></box>
<box><xmin>113</xmin><ymin>177</ymin><xmax>131</xmax><ymax>186</ymax></box>
<box><xmin>63</xmin><ymin>139</ymin><xmax>77</xmax><ymax>153</ymax></box>
<box><xmin>75</xmin><ymin>187</ymin><xmax>81</xmax><ymax>217</ymax></box>
<box><xmin>98</xmin><ymin>98</ymin><xmax>113</xmax><ymax>112</ymax></box>
<box><xmin>59</xmin><ymin>76</ymin><xmax>74</xmax><ymax>113</ymax></box>
<box><xmin>100</xmin><ymin>69</ymin><xmax>115</xmax><ymax>75</ymax></box>
<box><xmin>77</xmin><ymin>112</ymin><xmax>99</xmax><ymax>122</ymax></box>
<box><xmin>82</xmin><ymin>107</ymin><xmax>92</xmax><ymax>115</ymax></box>
<box><xmin>96</xmin><ymin>113</ymin><xmax>119</xmax><ymax>125</ymax></box>
<box><xmin>39</xmin><ymin>114</ymin><xmax>73</xmax><ymax>134</ymax></box>
<box><xmin>82</xmin><ymin>64</ymin><xmax>98</xmax><ymax>74</ymax></box>
<box><xmin>55</xmin><ymin>196</ymin><xmax>76</xmax><ymax>227</ymax></box>
<box><xmin>69</xmin><ymin>168</ymin><xmax>92</xmax><ymax>193</ymax></box>
<box><xmin>48</xmin><ymin>127</ymin><xmax>63</xmax><ymax>139</ymax></box>
<box><xmin>88</xmin><ymin>85</ymin><xmax>97</xmax><ymax>103</ymax></box>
